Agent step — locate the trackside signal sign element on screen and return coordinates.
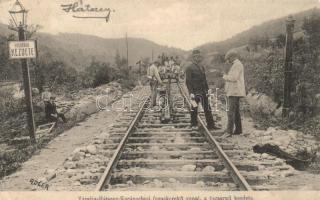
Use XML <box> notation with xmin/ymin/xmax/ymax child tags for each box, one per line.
<box><xmin>8</xmin><ymin>40</ymin><xmax>37</xmax><ymax>59</ymax></box>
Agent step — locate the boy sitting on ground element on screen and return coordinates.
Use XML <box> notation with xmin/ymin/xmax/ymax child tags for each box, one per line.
<box><xmin>45</xmin><ymin>96</ymin><xmax>67</xmax><ymax>123</ymax></box>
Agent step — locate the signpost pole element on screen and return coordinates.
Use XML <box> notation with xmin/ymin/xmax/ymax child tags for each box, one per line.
<box><xmin>282</xmin><ymin>15</ymin><xmax>295</xmax><ymax>119</ymax></box>
<box><xmin>152</xmin><ymin>49</ymin><xmax>154</xmax><ymax>62</ymax></box>
<box><xmin>18</xmin><ymin>26</ymin><xmax>36</xmax><ymax>144</ymax></box>
<box><xmin>139</xmin><ymin>61</ymin><xmax>141</xmax><ymax>81</ymax></box>
<box><xmin>125</xmin><ymin>32</ymin><xmax>129</xmax><ymax>71</ymax></box>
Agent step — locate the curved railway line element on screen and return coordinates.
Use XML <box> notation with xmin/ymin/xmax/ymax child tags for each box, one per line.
<box><xmin>95</xmin><ymin>81</ymin><xmax>256</xmax><ymax>191</ymax></box>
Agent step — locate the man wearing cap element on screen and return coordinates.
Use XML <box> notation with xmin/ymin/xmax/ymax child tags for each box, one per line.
<box><xmin>41</xmin><ymin>86</ymin><xmax>51</xmax><ymax>104</ymax></box>
<box><xmin>222</xmin><ymin>50</ymin><xmax>246</xmax><ymax>137</ymax></box>
<box><xmin>41</xmin><ymin>86</ymin><xmax>52</xmax><ymax>120</ymax></box>
<box><xmin>169</xmin><ymin>56</ymin><xmax>175</xmax><ymax>69</ymax></box>
<box><xmin>147</xmin><ymin>61</ymin><xmax>163</xmax><ymax>107</ymax></box>
<box><xmin>185</xmin><ymin>49</ymin><xmax>218</xmax><ymax>130</ymax></box>
<box><xmin>172</xmin><ymin>60</ymin><xmax>181</xmax><ymax>81</ymax></box>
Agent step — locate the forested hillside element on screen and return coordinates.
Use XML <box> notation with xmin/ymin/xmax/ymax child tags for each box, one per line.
<box><xmin>197</xmin><ymin>8</ymin><xmax>319</xmax><ymax>54</ymax></box>
<box><xmin>201</xmin><ymin>8</ymin><xmax>320</xmax><ymax>134</ymax></box>
<box><xmin>0</xmin><ymin>23</ymin><xmax>186</xmax><ymax>91</ymax></box>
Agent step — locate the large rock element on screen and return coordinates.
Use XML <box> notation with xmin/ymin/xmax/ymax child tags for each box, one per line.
<box><xmin>73</xmin><ymin>181</ymin><xmax>81</xmax><ymax>186</ymax></box>
<box><xmin>274</xmin><ymin>107</ymin><xmax>282</xmax><ymax>118</ymax></box>
<box><xmin>181</xmin><ymin>164</ymin><xmax>196</xmax><ymax>172</ymax></box>
<box><xmin>287</xmin><ymin>130</ymin><xmax>298</xmax><ymax>140</ymax></box>
<box><xmin>190</xmin><ymin>147</ymin><xmax>201</xmax><ymax>152</ymax></box>
<box><xmin>79</xmin><ymin>178</ymin><xmax>95</xmax><ymax>185</ymax></box>
<box><xmin>168</xmin><ymin>178</ymin><xmax>177</xmax><ymax>183</ymax></box>
<box><xmin>72</xmin><ymin>147</ymin><xmax>86</xmax><ymax>154</ymax></box>
<box><xmin>66</xmin><ymin>169</ymin><xmax>77</xmax><ymax>178</ymax></box>
<box><xmin>64</xmin><ymin>81</ymin><xmax>124</xmax><ymax>122</ymax></box>
<box><xmin>153</xmin><ymin>179</ymin><xmax>164</xmax><ymax>187</ymax></box>
<box><xmin>71</xmin><ymin>151</ymin><xmax>84</xmax><ymax>161</ymax></box>
<box><xmin>196</xmin><ymin>181</ymin><xmax>205</xmax><ymax>187</ymax></box>
<box><xmin>202</xmin><ymin>166</ymin><xmax>216</xmax><ymax>173</ymax></box>
<box><xmin>63</xmin><ymin>161</ymin><xmax>77</xmax><ymax>169</ymax></box>
<box><xmin>86</xmin><ymin>145</ymin><xmax>97</xmax><ymax>155</ymax></box>
<box><xmin>44</xmin><ymin>169</ymin><xmax>56</xmax><ymax>181</ymax></box>
<box><xmin>32</xmin><ymin>88</ymin><xmax>40</xmax><ymax>96</ymax></box>
<box><xmin>127</xmin><ymin>180</ymin><xmax>135</xmax><ymax>186</ymax></box>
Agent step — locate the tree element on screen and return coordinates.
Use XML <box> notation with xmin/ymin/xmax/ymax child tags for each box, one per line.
<box><xmin>0</xmin><ymin>35</ymin><xmax>21</xmax><ymax>81</ymax></box>
<box><xmin>249</xmin><ymin>36</ymin><xmax>259</xmax><ymax>51</ymax></box>
<box><xmin>114</xmin><ymin>51</ymin><xmax>129</xmax><ymax>79</ymax></box>
<box><xmin>302</xmin><ymin>12</ymin><xmax>320</xmax><ymax>52</ymax></box>
<box><xmin>26</xmin><ymin>24</ymin><xmax>42</xmax><ymax>39</ymax></box>
<box><xmin>141</xmin><ymin>57</ymin><xmax>151</xmax><ymax>75</ymax></box>
<box><xmin>302</xmin><ymin>12</ymin><xmax>320</xmax><ymax>73</ymax></box>
<box><xmin>276</xmin><ymin>34</ymin><xmax>286</xmax><ymax>48</ymax></box>
<box><xmin>261</xmin><ymin>35</ymin><xmax>270</xmax><ymax>48</ymax></box>
<box><xmin>81</xmin><ymin>61</ymin><xmax>114</xmax><ymax>88</ymax></box>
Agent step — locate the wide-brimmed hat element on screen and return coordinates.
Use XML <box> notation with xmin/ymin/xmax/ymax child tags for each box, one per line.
<box><xmin>225</xmin><ymin>49</ymin><xmax>240</xmax><ymax>60</ymax></box>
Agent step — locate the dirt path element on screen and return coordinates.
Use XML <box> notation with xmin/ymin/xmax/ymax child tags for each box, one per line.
<box><xmin>0</xmin><ymin>108</ymin><xmax>122</xmax><ymax>190</ymax></box>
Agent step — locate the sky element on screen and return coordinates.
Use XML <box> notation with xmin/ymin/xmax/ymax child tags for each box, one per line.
<box><xmin>0</xmin><ymin>0</ymin><xmax>319</xmax><ymax>50</ymax></box>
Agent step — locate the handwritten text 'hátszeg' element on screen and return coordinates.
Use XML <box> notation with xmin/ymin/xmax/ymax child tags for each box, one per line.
<box><xmin>61</xmin><ymin>0</ymin><xmax>115</xmax><ymax>22</ymax></box>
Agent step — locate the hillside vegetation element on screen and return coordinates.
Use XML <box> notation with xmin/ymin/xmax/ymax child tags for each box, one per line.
<box><xmin>0</xmin><ymin>23</ymin><xmax>185</xmax><ymax>71</ymax></box>
<box><xmin>197</xmin><ymin>8</ymin><xmax>319</xmax><ymax>54</ymax></box>
<box><xmin>200</xmin><ymin>8</ymin><xmax>320</xmax><ymax>135</ymax></box>
<box><xmin>0</xmin><ymin>23</ymin><xmax>186</xmax><ymax>93</ymax></box>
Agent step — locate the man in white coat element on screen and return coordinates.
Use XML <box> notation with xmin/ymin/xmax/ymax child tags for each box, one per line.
<box><xmin>222</xmin><ymin>50</ymin><xmax>246</xmax><ymax>137</ymax></box>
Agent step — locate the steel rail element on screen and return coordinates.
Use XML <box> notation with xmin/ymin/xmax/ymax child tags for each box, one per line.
<box><xmin>95</xmin><ymin>96</ymin><xmax>150</xmax><ymax>191</ymax></box>
<box><xmin>177</xmin><ymin>83</ymin><xmax>252</xmax><ymax>191</ymax></box>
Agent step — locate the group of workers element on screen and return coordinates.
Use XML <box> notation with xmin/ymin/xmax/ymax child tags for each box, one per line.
<box><xmin>147</xmin><ymin>49</ymin><xmax>246</xmax><ymax>138</ymax></box>
<box><xmin>41</xmin><ymin>49</ymin><xmax>246</xmax><ymax>138</ymax></box>
<box><xmin>147</xmin><ymin>56</ymin><xmax>181</xmax><ymax>107</ymax></box>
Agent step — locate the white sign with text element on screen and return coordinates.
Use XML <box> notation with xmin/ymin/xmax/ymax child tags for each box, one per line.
<box><xmin>8</xmin><ymin>40</ymin><xmax>37</xmax><ymax>59</ymax></box>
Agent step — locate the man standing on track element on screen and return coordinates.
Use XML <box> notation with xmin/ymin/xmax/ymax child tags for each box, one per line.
<box><xmin>185</xmin><ymin>49</ymin><xmax>219</xmax><ymax>130</ymax></box>
<box><xmin>222</xmin><ymin>50</ymin><xmax>246</xmax><ymax>138</ymax></box>
<box><xmin>147</xmin><ymin>61</ymin><xmax>163</xmax><ymax>107</ymax></box>
<box><xmin>169</xmin><ymin>56</ymin><xmax>175</xmax><ymax>69</ymax></box>
<box><xmin>172</xmin><ymin>60</ymin><xmax>181</xmax><ymax>81</ymax></box>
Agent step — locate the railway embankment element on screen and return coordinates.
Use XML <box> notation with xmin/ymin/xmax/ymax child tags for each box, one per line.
<box><xmin>0</xmin><ymin>81</ymin><xmax>127</xmax><ymax>182</ymax></box>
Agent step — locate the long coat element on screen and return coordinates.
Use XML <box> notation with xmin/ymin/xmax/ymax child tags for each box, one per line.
<box><xmin>223</xmin><ymin>59</ymin><xmax>246</xmax><ymax>97</ymax></box>
<box><xmin>185</xmin><ymin>62</ymin><xmax>209</xmax><ymax>95</ymax></box>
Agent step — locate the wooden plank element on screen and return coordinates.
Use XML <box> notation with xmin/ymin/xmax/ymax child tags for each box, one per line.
<box><xmin>36</xmin><ymin>122</ymin><xmax>56</xmax><ymax>135</ymax></box>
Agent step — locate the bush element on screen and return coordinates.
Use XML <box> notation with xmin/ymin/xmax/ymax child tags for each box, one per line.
<box><xmin>240</xmin><ymin>11</ymin><xmax>320</xmax><ymax>135</ymax></box>
<box><xmin>0</xmin><ymin>88</ymin><xmax>24</xmax><ymax>119</ymax></box>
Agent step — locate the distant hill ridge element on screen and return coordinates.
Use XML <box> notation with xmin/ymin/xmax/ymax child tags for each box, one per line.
<box><xmin>1</xmin><ymin>7</ymin><xmax>318</xmax><ymax>71</ymax></box>
<box><xmin>0</xmin><ymin>23</ymin><xmax>186</xmax><ymax>71</ymax></box>
<box><xmin>197</xmin><ymin>8</ymin><xmax>319</xmax><ymax>54</ymax></box>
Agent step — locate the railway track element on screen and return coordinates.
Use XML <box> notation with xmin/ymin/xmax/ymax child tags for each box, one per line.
<box><xmin>94</xmin><ymin>81</ymin><xmax>257</xmax><ymax>191</ymax></box>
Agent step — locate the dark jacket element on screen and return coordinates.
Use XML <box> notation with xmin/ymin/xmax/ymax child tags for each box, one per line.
<box><xmin>45</xmin><ymin>101</ymin><xmax>57</xmax><ymax>117</ymax></box>
<box><xmin>185</xmin><ymin>62</ymin><xmax>209</xmax><ymax>95</ymax></box>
